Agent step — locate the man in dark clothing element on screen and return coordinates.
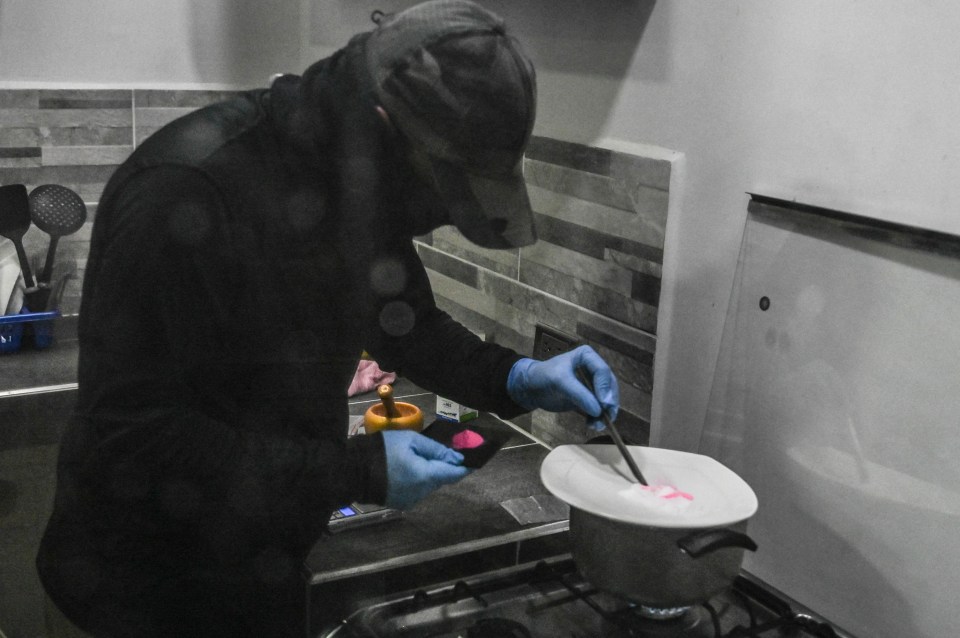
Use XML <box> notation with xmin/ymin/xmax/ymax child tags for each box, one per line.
<box><xmin>36</xmin><ymin>2</ymin><xmax>620</xmax><ymax>636</ymax></box>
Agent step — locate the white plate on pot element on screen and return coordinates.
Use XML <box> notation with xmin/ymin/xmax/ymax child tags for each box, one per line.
<box><xmin>541</xmin><ymin>444</ymin><xmax>758</xmax><ymax>528</ymax></box>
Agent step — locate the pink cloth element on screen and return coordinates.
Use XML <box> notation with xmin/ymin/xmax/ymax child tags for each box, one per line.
<box><xmin>347</xmin><ymin>359</ymin><xmax>397</xmax><ymax>397</ymax></box>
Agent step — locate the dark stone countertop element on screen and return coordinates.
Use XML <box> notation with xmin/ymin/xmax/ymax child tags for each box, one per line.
<box><xmin>305</xmin><ymin>380</ymin><xmax>567</xmax><ymax>587</ymax></box>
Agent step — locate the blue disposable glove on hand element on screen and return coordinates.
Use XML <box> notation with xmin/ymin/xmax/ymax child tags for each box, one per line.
<box><xmin>383</xmin><ymin>430</ymin><xmax>470</xmax><ymax>510</ymax></box>
<box><xmin>507</xmin><ymin>345</ymin><xmax>620</xmax><ymax>430</ymax></box>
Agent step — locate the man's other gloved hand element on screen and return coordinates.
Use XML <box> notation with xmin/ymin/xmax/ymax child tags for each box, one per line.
<box><xmin>507</xmin><ymin>345</ymin><xmax>620</xmax><ymax>430</ymax></box>
<box><xmin>383</xmin><ymin>430</ymin><xmax>470</xmax><ymax>510</ymax></box>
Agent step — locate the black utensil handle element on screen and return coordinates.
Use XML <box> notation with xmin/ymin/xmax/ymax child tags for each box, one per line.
<box><xmin>677</xmin><ymin>528</ymin><xmax>758</xmax><ymax>558</ymax></box>
<box><xmin>604</xmin><ymin>415</ymin><xmax>648</xmax><ymax>485</ymax></box>
<box><xmin>24</xmin><ymin>287</ymin><xmax>51</xmax><ymax>313</ymax></box>
<box><xmin>12</xmin><ymin>240</ymin><xmax>36</xmax><ymax>289</ymax></box>
<box><xmin>575</xmin><ymin>368</ymin><xmax>647</xmax><ymax>485</ymax></box>
<box><xmin>40</xmin><ymin>235</ymin><xmax>60</xmax><ymax>285</ymax></box>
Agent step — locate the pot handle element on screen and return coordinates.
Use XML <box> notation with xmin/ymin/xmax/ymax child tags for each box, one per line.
<box><xmin>677</xmin><ymin>528</ymin><xmax>758</xmax><ymax>559</ymax></box>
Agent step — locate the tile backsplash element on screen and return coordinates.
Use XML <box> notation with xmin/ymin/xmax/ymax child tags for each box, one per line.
<box><xmin>420</xmin><ymin>136</ymin><xmax>672</xmax><ymax>446</ymax></box>
<box><xmin>0</xmin><ymin>90</ymin><xmax>674</xmax><ymax>446</ymax></box>
<box><xmin>0</xmin><ymin>89</ymin><xmax>240</xmax><ymax>315</ymax></box>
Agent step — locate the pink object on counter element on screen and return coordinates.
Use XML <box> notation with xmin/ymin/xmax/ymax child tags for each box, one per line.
<box><xmin>348</xmin><ymin>360</ymin><xmax>397</xmax><ymax>397</ymax></box>
<box><xmin>450</xmin><ymin>429</ymin><xmax>485</xmax><ymax>450</ymax></box>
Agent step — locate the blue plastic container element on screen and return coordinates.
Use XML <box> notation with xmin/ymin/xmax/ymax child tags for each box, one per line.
<box><xmin>0</xmin><ymin>308</ymin><xmax>60</xmax><ymax>354</ymax></box>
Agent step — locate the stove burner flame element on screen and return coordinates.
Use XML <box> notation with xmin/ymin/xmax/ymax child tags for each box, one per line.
<box><xmin>635</xmin><ymin>604</ymin><xmax>692</xmax><ymax>621</ymax></box>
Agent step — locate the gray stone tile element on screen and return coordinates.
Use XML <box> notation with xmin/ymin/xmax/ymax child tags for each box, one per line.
<box><xmin>0</xmin><ymin>156</ymin><xmax>41</xmax><ymax>169</ymax></box>
<box><xmin>0</xmin><ymin>127</ymin><xmax>40</xmax><ymax>146</ymax></box>
<box><xmin>527</xmin><ymin>184</ymin><xmax>666</xmax><ymax>252</ymax></box>
<box><xmin>40</xmin><ymin>125</ymin><xmax>133</xmax><ymax>147</ymax></box>
<box><xmin>606</xmin><ymin>247</ymin><xmax>662</xmax><ymax>279</ymax></box>
<box><xmin>133</xmin><ymin>106</ymin><xmax>197</xmax><ymax>128</ymax></box>
<box><xmin>526</xmin><ymin>136</ymin><xmax>613</xmax><ymax>175</ymax></box>
<box><xmin>135</xmin><ymin>89</ymin><xmax>244</xmax><ymax>108</ymax></box>
<box><xmin>433</xmin><ymin>295</ymin><xmax>528</xmax><ymax>356</ymax></box>
<box><xmin>426</xmin><ymin>226</ymin><xmax>520</xmax><ymax>279</ymax></box>
<box><xmin>526</xmin><ymin>136</ymin><xmax>671</xmax><ymax>191</ymax></box>
<box><xmin>576</xmin><ymin>320</ymin><xmax>655</xmax><ymax>366</ymax></box>
<box><xmin>0</xmin><ymin>91</ymin><xmax>39</xmax><ymax>109</ymax></box>
<box><xmin>133</xmin><ymin>125</ymin><xmax>164</xmax><ymax>143</ymax></box>
<box><xmin>0</xmin><ymin>147</ymin><xmax>40</xmax><ymax>159</ymax></box>
<box><xmin>525</xmin><ymin>160</ymin><xmax>637</xmax><ymax>214</ymax></box>
<box><xmin>38</xmin><ymin>89</ymin><xmax>130</xmax><ymax>108</ymax></box>
<box><xmin>478</xmin><ymin>271</ymin><xmax>583</xmax><ymax>337</ymax></box>
<box><xmin>39</xmin><ymin>109</ymin><xmax>131</xmax><ymax>128</ymax></box>
<box><xmin>518</xmin><ymin>260</ymin><xmax>658</xmax><ymax>333</ymax></box>
<box><xmin>521</xmin><ymin>240</ymin><xmax>633</xmax><ymax>297</ymax></box>
<box><xmin>0</xmin><ymin>165</ymin><xmax>115</xmax><ymax>204</ymax></box>
<box><xmin>427</xmin><ymin>268</ymin><xmax>499</xmax><ymax>321</ymax></box>
<box><xmin>529</xmin><ymin>211</ymin><xmax>663</xmax><ymax>266</ymax></box>
<box><xmin>418</xmin><ymin>244</ymin><xmax>479</xmax><ymax>289</ymax></box>
<box><xmin>39</xmin><ymin>97</ymin><xmax>130</xmax><ymax>110</ymax></box>
<box><xmin>42</xmin><ymin>145</ymin><xmax>132</xmax><ymax>166</ymax></box>
<box><xmin>530</xmin><ymin>212</ymin><xmax>605</xmax><ymax>260</ymax></box>
<box><xmin>631</xmin><ymin>271</ymin><xmax>662</xmax><ymax>306</ymax></box>
<box><xmin>0</xmin><ymin>108</ymin><xmax>39</xmax><ymax>127</ymax></box>
<box><xmin>596</xmin><ymin>342</ymin><xmax>654</xmax><ymax>395</ymax></box>
<box><xmin>525</xmin><ymin>158</ymin><xmax>670</xmax><ymax>218</ymax></box>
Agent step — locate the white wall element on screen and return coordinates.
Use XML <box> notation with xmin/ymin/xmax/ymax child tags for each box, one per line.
<box><xmin>578</xmin><ymin>1</ymin><xmax>960</xmax><ymax>451</ymax></box>
<box><xmin>5</xmin><ymin>0</ymin><xmax>958</xmax><ymax>453</ymax></box>
<box><xmin>572</xmin><ymin>1</ymin><xmax>960</xmax><ymax>451</ymax></box>
<box><xmin>0</xmin><ymin>0</ymin><xmax>303</xmax><ymax>88</ymax></box>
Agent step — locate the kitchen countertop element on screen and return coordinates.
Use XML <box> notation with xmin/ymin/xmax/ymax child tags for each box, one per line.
<box><xmin>304</xmin><ymin>379</ymin><xmax>567</xmax><ymax>587</ymax></box>
<box><xmin>0</xmin><ymin>338</ymin><xmax>571</xmax><ymax>593</ymax></box>
<box><xmin>0</xmin><ymin>315</ymin><xmax>78</xmax><ymax>395</ymax></box>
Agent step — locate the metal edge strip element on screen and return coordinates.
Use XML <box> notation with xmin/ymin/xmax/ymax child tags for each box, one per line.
<box><xmin>0</xmin><ymin>383</ymin><xmax>78</xmax><ymax>399</ymax></box>
<box><xmin>307</xmin><ymin>519</ymin><xmax>569</xmax><ymax>585</ymax></box>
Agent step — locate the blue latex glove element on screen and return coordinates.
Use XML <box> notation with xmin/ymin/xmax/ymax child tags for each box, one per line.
<box><xmin>383</xmin><ymin>430</ymin><xmax>470</xmax><ymax>509</ymax></box>
<box><xmin>507</xmin><ymin>345</ymin><xmax>620</xmax><ymax>430</ymax></box>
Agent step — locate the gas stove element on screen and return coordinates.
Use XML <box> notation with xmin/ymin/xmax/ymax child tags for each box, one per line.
<box><xmin>320</xmin><ymin>555</ymin><xmax>854</xmax><ymax>638</ymax></box>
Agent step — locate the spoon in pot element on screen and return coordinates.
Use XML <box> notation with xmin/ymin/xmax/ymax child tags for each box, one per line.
<box><xmin>576</xmin><ymin>368</ymin><xmax>648</xmax><ymax>485</ymax></box>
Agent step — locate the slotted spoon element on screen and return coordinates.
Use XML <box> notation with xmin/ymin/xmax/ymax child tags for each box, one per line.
<box><xmin>29</xmin><ymin>184</ymin><xmax>87</xmax><ymax>286</ymax></box>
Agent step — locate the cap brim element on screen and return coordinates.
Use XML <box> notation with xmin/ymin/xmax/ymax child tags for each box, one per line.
<box><xmin>428</xmin><ymin>158</ymin><xmax>537</xmax><ymax>249</ymax></box>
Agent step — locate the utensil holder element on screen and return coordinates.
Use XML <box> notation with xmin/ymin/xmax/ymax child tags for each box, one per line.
<box><xmin>0</xmin><ymin>307</ymin><xmax>59</xmax><ymax>354</ymax></box>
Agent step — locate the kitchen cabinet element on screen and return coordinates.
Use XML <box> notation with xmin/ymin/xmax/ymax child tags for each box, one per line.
<box><xmin>0</xmin><ymin>319</ymin><xmax>79</xmax><ymax>638</ymax></box>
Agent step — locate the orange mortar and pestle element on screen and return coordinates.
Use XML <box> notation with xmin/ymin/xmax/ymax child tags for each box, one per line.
<box><xmin>364</xmin><ymin>384</ymin><xmax>424</xmax><ymax>433</ymax></box>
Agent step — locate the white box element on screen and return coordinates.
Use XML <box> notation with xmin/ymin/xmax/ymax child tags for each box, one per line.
<box><xmin>435</xmin><ymin>396</ymin><xmax>478</xmax><ymax>422</ymax></box>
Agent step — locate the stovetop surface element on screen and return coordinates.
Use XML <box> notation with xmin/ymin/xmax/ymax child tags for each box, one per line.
<box><xmin>322</xmin><ymin>556</ymin><xmax>849</xmax><ymax>638</ymax></box>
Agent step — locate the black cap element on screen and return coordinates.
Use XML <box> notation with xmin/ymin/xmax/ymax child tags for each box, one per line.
<box><xmin>366</xmin><ymin>0</ymin><xmax>537</xmax><ymax>248</ymax></box>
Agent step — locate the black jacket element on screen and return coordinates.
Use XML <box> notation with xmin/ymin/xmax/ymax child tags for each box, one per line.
<box><xmin>37</xmin><ymin>34</ymin><xmax>526</xmax><ymax>637</ymax></box>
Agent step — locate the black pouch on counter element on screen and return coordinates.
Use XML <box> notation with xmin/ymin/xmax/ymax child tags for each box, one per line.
<box><xmin>420</xmin><ymin>419</ymin><xmax>512</xmax><ymax>469</ymax></box>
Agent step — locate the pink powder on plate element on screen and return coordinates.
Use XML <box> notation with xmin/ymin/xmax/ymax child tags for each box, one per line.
<box><xmin>639</xmin><ymin>484</ymin><xmax>695</xmax><ymax>501</ymax></box>
<box><xmin>451</xmin><ymin>429</ymin><xmax>485</xmax><ymax>450</ymax></box>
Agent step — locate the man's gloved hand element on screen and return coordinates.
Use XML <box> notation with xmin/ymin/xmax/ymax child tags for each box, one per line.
<box><xmin>507</xmin><ymin>345</ymin><xmax>619</xmax><ymax>430</ymax></box>
<box><xmin>383</xmin><ymin>430</ymin><xmax>470</xmax><ymax>509</ymax></box>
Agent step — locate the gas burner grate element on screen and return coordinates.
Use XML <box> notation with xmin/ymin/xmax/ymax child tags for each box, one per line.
<box><xmin>724</xmin><ymin>577</ymin><xmax>842</xmax><ymax>638</ymax></box>
<box><xmin>522</xmin><ymin>560</ymin><xmax>844</xmax><ymax>638</ymax></box>
<box><xmin>328</xmin><ymin>557</ymin><xmax>853</xmax><ymax>638</ymax></box>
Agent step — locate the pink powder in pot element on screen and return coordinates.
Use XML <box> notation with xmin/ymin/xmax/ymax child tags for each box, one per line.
<box><xmin>450</xmin><ymin>429</ymin><xmax>485</xmax><ymax>450</ymax></box>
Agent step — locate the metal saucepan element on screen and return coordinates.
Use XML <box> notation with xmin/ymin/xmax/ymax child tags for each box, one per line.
<box><xmin>541</xmin><ymin>444</ymin><xmax>758</xmax><ymax>607</ymax></box>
